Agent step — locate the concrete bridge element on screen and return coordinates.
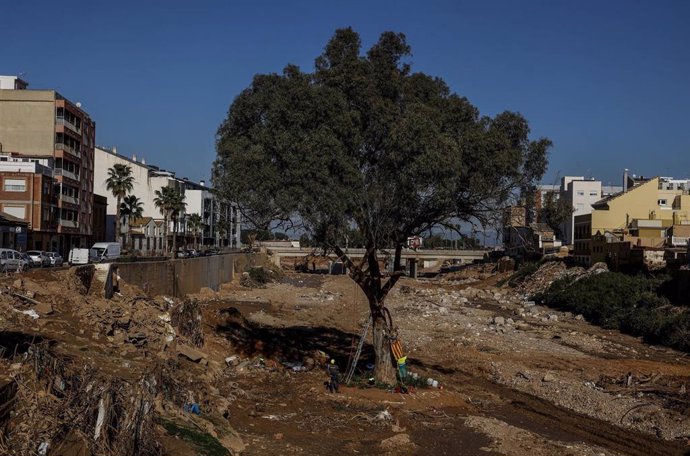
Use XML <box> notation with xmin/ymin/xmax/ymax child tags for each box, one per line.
<box><xmin>266</xmin><ymin>246</ymin><xmax>488</xmax><ymax>265</ymax></box>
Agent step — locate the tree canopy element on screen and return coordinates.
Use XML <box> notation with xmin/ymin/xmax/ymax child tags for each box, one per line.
<box><xmin>213</xmin><ymin>28</ymin><xmax>551</xmax><ymax>382</ymax></box>
<box><xmin>539</xmin><ymin>191</ymin><xmax>573</xmax><ymax>239</ymax></box>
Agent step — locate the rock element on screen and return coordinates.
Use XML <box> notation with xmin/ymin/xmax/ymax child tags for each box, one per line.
<box><xmin>177</xmin><ymin>344</ymin><xmax>207</xmax><ymax>363</ymax></box>
<box><xmin>548</xmin><ymin>314</ymin><xmax>559</xmax><ymax>321</ymax></box>
<box><xmin>26</xmin><ymin>291</ymin><xmax>36</xmax><ymax>299</ymax></box>
<box><xmin>575</xmin><ymin>314</ymin><xmax>584</xmax><ymax>321</ymax></box>
<box><xmin>506</xmin><ymin>318</ymin><xmax>514</xmax><ymax>325</ymax></box>
<box><xmin>493</xmin><ymin>316</ymin><xmax>505</xmax><ymax>326</ymax></box>
<box><xmin>34</xmin><ymin>302</ymin><xmax>54</xmax><ymax>315</ymax></box>
<box><xmin>380</xmin><ymin>433</ymin><xmax>412</xmax><ymax>450</ymax></box>
<box><xmin>274</xmin><ymin>433</ymin><xmax>284</xmax><ymax>440</ymax></box>
<box><xmin>13</xmin><ymin>279</ymin><xmax>23</xmax><ymax>289</ymax></box>
<box><xmin>219</xmin><ymin>429</ymin><xmax>245</xmax><ymax>455</ymax></box>
<box><xmin>542</xmin><ymin>373</ymin><xmax>556</xmax><ymax>382</ymax></box>
<box><xmin>516</xmin><ymin>323</ymin><xmax>530</xmax><ymax>331</ymax></box>
<box><xmin>225</xmin><ymin>355</ymin><xmax>240</xmax><ymax>366</ymax></box>
<box><xmin>524</xmin><ymin>301</ymin><xmax>536</xmax><ymax>307</ymax></box>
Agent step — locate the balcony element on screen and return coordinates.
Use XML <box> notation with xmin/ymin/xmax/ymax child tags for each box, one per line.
<box><xmin>60</xmin><ymin>194</ymin><xmax>79</xmax><ymax>205</ymax></box>
<box><xmin>59</xmin><ymin>219</ymin><xmax>79</xmax><ymax>229</ymax></box>
<box><xmin>54</xmin><ymin>168</ymin><xmax>80</xmax><ymax>181</ymax></box>
<box><xmin>671</xmin><ymin>236</ymin><xmax>689</xmax><ymax>247</ymax></box>
<box><xmin>56</xmin><ymin>117</ymin><xmax>81</xmax><ymax>134</ymax></box>
<box><xmin>55</xmin><ymin>143</ymin><xmax>81</xmax><ymax>159</ymax></box>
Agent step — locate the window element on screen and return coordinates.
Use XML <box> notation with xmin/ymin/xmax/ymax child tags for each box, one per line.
<box><xmin>658</xmin><ymin>199</ymin><xmax>668</xmax><ymax>206</ymax></box>
<box><xmin>589</xmin><ymin>191</ymin><xmax>598</xmax><ymax>196</ymax></box>
<box><xmin>4</xmin><ymin>179</ymin><xmax>26</xmax><ymax>192</ymax></box>
<box><xmin>577</xmin><ymin>190</ymin><xmax>585</xmax><ymax>196</ymax></box>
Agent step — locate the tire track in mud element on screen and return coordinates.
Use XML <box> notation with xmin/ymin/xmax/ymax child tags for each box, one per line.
<box><xmin>444</xmin><ymin>367</ymin><xmax>689</xmax><ymax>456</ymax></box>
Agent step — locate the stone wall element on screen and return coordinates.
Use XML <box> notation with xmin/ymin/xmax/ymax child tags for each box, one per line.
<box><xmin>116</xmin><ymin>254</ymin><xmax>251</xmax><ymax>297</ymax></box>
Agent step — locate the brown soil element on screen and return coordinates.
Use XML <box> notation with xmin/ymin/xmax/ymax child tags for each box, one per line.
<box><xmin>1</xmin><ymin>264</ymin><xmax>689</xmax><ymax>455</ymax></box>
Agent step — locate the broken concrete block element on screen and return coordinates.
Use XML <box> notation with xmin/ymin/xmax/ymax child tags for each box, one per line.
<box><xmin>34</xmin><ymin>302</ymin><xmax>54</xmax><ymax>315</ymax></box>
<box><xmin>542</xmin><ymin>373</ymin><xmax>556</xmax><ymax>382</ymax></box>
<box><xmin>493</xmin><ymin>316</ymin><xmax>505</xmax><ymax>326</ymax></box>
<box><xmin>177</xmin><ymin>344</ymin><xmax>206</xmax><ymax>363</ymax></box>
<box><xmin>380</xmin><ymin>433</ymin><xmax>412</xmax><ymax>450</ymax></box>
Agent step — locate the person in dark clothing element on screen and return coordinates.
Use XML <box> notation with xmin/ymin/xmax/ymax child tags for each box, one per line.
<box><xmin>326</xmin><ymin>358</ymin><xmax>340</xmax><ymax>393</ymax></box>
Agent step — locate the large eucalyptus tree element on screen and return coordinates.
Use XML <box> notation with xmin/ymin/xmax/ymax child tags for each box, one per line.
<box><xmin>214</xmin><ymin>28</ymin><xmax>550</xmax><ymax>383</ymax></box>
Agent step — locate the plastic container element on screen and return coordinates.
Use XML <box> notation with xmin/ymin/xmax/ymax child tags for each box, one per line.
<box><xmin>432</xmin><ymin>380</ymin><xmax>439</xmax><ymax>388</ymax></box>
<box><xmin>427</xmin><ymin>378</ymin><xmax>434</xmax><ymax>386</ymax></box>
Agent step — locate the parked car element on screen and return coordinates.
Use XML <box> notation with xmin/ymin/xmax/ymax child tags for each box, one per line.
<box><xmin>46</xmin><ymin>252</ymin><xmax>64</xmax><ymax>267</ymax></box>
<box><xmin>0</xmin><ymin>249</ymin><xmax>28</xmax><ymax>272</ymax></box>
<box><xmin>27</xmin><ymin>250</ymin><xmax>50</xmax><ymax>267</ymax></box>
<box><xmin>19</xmin><ymin>252</ymin><xmax>31</xmax><ymax>268</ymax></box>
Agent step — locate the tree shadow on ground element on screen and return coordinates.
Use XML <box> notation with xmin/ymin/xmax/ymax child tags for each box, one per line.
<box><xmin>214</xmin><ymin>307</ymin><xmax>374</xmax><ymax>368</ymax></box>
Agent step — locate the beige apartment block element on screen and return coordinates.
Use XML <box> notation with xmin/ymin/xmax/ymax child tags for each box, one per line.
<box><xmin>573</xmin><ymin>177</ymin><xmax>690</xmax><ymax>264</ymax></box>
<box><xmin>0</xmin><ymin>87</ymin><xmax>96</xmax><ymax>254</ymax></box>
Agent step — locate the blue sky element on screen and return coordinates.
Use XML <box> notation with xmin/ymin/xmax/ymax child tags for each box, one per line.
<box><xmin>3</xmin><ymin>0</ymin><xmax>689</xmax><ymax>187</ymax></box>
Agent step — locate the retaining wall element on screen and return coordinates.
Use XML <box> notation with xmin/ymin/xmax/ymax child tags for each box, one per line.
<box><xmin>116</xmin><ymin>254</ymin><xmax>245</xmax><ymax>297</ymax></box>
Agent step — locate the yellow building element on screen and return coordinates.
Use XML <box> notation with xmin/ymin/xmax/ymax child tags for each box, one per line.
<box><xmin>573</xmin><ymin>177</ymin><xmax>690</xmax><ymax>265</ymax></box>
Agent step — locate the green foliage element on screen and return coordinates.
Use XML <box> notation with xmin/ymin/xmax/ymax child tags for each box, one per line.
<box><xmin>213</xmin><ymin>27</ymin><xmax>551</xmax><ymax>250</ymax></box>
<box><xmin>539</xmin><ymin>191</ymin><xmax>573</xmax><ymax>238</ymax></box>
<box><xmin>507</xmin><ymin>262</ymin><xmax>539</xmax><ymax>287</ymax></box>
<box><xmin>105</xmin><ymin>164</ymin><xmax>134</xmax><ymax>200</ymax></box>
<box><xmin>120</xmin><ymin>194</ymin><xmax>144</xmax><ymax>220</ymax></box>
<box><xmin>158</xmin><ymin>418</ymin><xmax>229</xmax><ymax>456</ymax></box>
<box><xmin>248</xmin><ymin>266</ymin><xmax>270</xmax><ymax>285</ymax></box>
<box><xmin>540</xmin><ymin>272</ymin><xmax>690</xmax><ymax>352</ymax></box>
<box><xmin>240</xmin><ymin>229</ymin><xmax>271</xmax><ymax>244</ymax></box>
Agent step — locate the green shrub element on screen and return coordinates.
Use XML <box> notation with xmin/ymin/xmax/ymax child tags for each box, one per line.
<box><xmin>540</xmin><ymin>272</ymin><xmax>690</xmax><ymax>352</ymax></box>
<box><xmin>248</xmin><ymin>267</ymin><xmax>270</xmax><ymax>284</ymax></box>
<box><xmin>507</xmin><ymin>262</ymin><xmax>539</xmax><ymax>287</ymax></box>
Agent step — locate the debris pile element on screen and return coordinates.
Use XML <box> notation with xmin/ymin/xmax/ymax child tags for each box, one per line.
<box><xmin>170</xmin><ymin>298</ymin><xmax>204</xmax><ymax>347</ymax></box>
<box><xmin>0</xmin><ymin>345</ymin><xmax>160</xmax><ymax>456</ymax></box>
<box><xmin>514</xmin><ymin>260</ymin><xmax>608</xmax><ymax>298</ymax></box>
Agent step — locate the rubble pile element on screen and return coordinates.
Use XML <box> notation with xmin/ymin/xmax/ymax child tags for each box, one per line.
<box><xmin>170</xmin><ymin>298</ymin><xmax>204</xmax><ymax>347</ymax></box>
<box><xmin>513</xmin><ymin>260</ymin><xmax>609</xmax><ymax>298</ymax></box>
<box><xmin>0</xmin><ymin>345</ymin><xmax>161</xmax><ymax>456</ymax></box>
<box><xmin>77</xmin><ymin>296</ymin><xmax>179</xmax><ymax>350</ymax></box>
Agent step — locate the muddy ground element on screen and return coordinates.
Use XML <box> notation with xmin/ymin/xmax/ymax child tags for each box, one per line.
<box><xmin>1</xmin><ymin>264</ymin><xmax>689</xmax><ymax>455</ymax></box>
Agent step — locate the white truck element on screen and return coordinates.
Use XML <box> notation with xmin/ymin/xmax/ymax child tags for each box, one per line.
<box><xmin>90</xmin><ymin>242</ymin><xmax>121</xmax><ymax>263</ymax></box>
<box><xmin>68</xmin><ymin>248</ymin><xmax>90</xmax><ymax>265</ymax></box>
<box><xmin>68</xmin><ymin>242</ymin><xmax>122</xmax><ymax>265</ymax></box>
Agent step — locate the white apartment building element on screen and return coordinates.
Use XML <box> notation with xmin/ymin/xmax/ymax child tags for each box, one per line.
<box><xmin>559</xmin><ymin>176</ymin><xmax>623</xmax><ymax>245</ymax></box>
<box><xmin>94</xmin><ymin>146</ymin><xmax>240</xmax><ymax>250</ymax></box>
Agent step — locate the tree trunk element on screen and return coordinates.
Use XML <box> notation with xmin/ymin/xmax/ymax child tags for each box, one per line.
<box><xmin>115</xmin><ymin>196</ymin><xmax>122</xmax><ymax>245</ymax></box>
<box><xmin>163</xmin><ymin>215</ymin><xmax>169</xmax><ymax>255</ymax></box>
<box><xmin>371</xmin><ymin>304</ymin><xmax>397</xmax><ymax>385</ymax></box>
<box><xmin>172</xmin><ymin>217</ymin><xmax>177</xmax><ymax>258</ymax></box>
<box><xmin>393</xmin><ymin>243</ymin><xmax>403</xmax><ymax>272</ymax></box>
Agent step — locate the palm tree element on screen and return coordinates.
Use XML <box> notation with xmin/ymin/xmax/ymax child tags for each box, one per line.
<box><xmin>120</xmin><ymin>194</ymin><xmax>144</xmax><ymax>251</ymax></box>
<box><xmin>154</xmin><ymin>187</ymin><xmax>186</xmax><ymax>258</ymax></box>
<box><xmin>187</xmin><ymin>213</ymin><xmax>203</xmax><ymax>249</ymax></box>
<box><xmin>105</xmin><ymin>164</ymin><xmax>134</xmax><ymax>246</ymax></box>
<box><xmin>170</xmin><ymin>191</ymin><xmax>187</xmax><ymax>258</ymax></box>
